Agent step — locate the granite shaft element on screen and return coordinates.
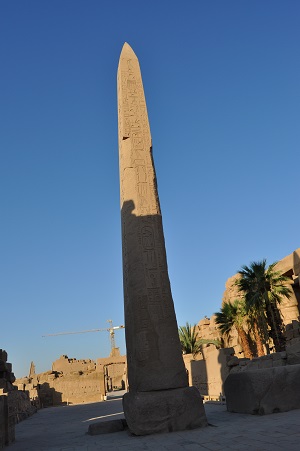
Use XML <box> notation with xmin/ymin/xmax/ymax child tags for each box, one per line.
<box><xmin>117</xmin><ymin>43</ymin><xmax>188</xmax><ymax>392</ymax></box>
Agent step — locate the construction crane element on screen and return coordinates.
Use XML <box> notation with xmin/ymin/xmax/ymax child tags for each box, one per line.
<box><xmin>42</xmin><ymin>319</ymin><xmax>125</xmax><ymax>354</ymax></box>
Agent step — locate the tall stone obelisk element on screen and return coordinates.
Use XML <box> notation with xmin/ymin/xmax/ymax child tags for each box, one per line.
<box><xmin>118</xmin><ymin>43</ymin><xmax>207</xmax><ymax>435</ymax></box>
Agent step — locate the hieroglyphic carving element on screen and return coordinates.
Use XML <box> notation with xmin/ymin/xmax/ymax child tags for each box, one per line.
<box><xmin>117</xmin><ymin>46</ymin><xmax>157</xmax><ymax>218</ymax></box>
<box><xmin>118</xmin><ymin>45</ymin><xmax>163</xmax><ymax>322</ymax></box>
<box><xmin>118</xmin><ymin>43</ymin><xmax>187</xmax><ymax>392</ymax></box>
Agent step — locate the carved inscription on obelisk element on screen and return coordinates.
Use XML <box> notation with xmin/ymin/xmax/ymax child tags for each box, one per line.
<box><xmin>118</xmin><ymin>43</ymin><xmax>187</xmax><ymax>392</ymax></box>
<box><xmin>118</xmin><ymin>43</ymin><xmax>207</xmax><ymax>435</ymax></box>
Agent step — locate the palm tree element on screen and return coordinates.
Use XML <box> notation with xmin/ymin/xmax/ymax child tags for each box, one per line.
<box><xmin>178</xmin><ymin>322</ymin><xmax>201</xmax><ymax>356</ymax></box>
<box><xmin>215</xmin><ymin>300</ymin><xmax>253</xmax><ymax>359</ymax></box>
<box><xmin>237</xmin><ymin>259</ymin><xmax>292</xmax><ymax>353</ymax></box>
<box><xmin>178</xmin><ymin>322</ymin><xmax>221</xmax><ymax>357</ymax></box>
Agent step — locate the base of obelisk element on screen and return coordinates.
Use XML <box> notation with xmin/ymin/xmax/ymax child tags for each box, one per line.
<box><xmin>123</xmin><ymin>385</ymin><xmax>208</xmax><ymax>436</ymax></box>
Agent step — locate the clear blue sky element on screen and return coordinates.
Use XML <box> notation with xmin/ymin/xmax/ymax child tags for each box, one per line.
<box><xmin>1</xmin><ymin>1</ymin><xmax>299</xmax><ymax>378</ymax></box>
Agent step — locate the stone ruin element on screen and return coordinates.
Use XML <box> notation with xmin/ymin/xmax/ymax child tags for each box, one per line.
<box><xmin>15</xmin><ymin>353</ymin><xmax>127</xmax><ymax>408</ymax></box>
<box><xmin>195</xmin><ymin>248</ymin><xmax>300</xmax><ymax>358</ymax></box>
<box><xmin>222</xmin><ymin>248</ymin><xmax>300</xmax><ymax>352</ymax></box>
<box><xmin>187</xmin><ymin>248</ymin><xmax>300</xmax><ymax>415</ymax></box>
<box><xmin>222</xmin><ymin>248</ymin><xmax>300</xmax><ymax>415</ymax></box>
<box><xmin>183</xmin><ymin>347</ymin><xmax>232</xmax><ymax>402</ymax></box>
<box><xmin>97</xmin><ymin>349</ymin><xmax>127</xmax><ymax>392</ymax></box>
<box><xmin>0</xmin><ymin>349</ymin><xmax>36</xmax><ymax>449</ymax></box>
<box><xmin>224</xmin><ymin>341</ymin><xmax>300</xmax><ymax>414</ymax></box>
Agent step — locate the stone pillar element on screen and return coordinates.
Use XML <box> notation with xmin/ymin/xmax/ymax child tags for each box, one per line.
<box><xmin>117</xmin><ymin>43</ymin><xmax>207</xmax><ymax>435</ymax></box>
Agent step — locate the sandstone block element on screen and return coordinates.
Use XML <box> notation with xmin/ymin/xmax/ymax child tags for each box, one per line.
<box><xmin>199</xmin><ymin>319</ymin><xmax>210</xmax><ymax>326</ymax></box>
<box><xmin>239</xmin><ymin>359</ymin><xmax>250</xmax><ymax>366</ymax></box>
<box><xmin>87</xmin><ymin>419</ymin><xmax>127</xmax><ymax>435</ymax></box>
<box><xmin>272</xmin><ymin>359</ymin><xmax>286</xmax><ymax>367</ymax></box>
<box><xmin>7</xmin><ymin>373</ymin><xmax>15</xmax><ymax>384</ymax></box>
<box><xmin>224</xmin><ymin>364</ymin><xmax>300</xmax><ymax>414</ymax></box>
<box><xmin>271</xmin><ymin>351</ymin><xmax>287</xmax><ymax>361</ymax></box>
<box><xmin>123</xmin><ymin>386</ymin><xmax>207</xmax><ymax>435</ymax></box>
<box><xmin>0</xmin><ymin>351</ymin><xmax>7</xmax><ymax>363</ymax></box>
<box><xmin>259</xmin><ymin>354</ymin><xmax>272</xmax><ymax>361</ymax></box>
<box><xmin>286</xmin><ymin>342</ymin><xmax>300</xmax><ymax>365</ymax></box>
<box><xmin>227</xmin><ymin>357</ymin><xmax>239</xmax><ymax>367</ymax></box>
<box><xmin>220</xmin><ymin>347</ymin><xmax>235</xmax><ymax>356</ymax></box>
<box><xmin>261</xmin><ymin>360</ymin><xmax>273</xmax><ymax>369</ymax></box>
<box><xmin>244</xmin><ymin>362</ymin><xmax>259</xmax><ymax>371</ymax></box>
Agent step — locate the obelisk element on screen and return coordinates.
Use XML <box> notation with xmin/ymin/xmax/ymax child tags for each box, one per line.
<box><xmin>118</xmin><ymin>43</ymin><xmax>207</xmax><ymax>435</ymax></box>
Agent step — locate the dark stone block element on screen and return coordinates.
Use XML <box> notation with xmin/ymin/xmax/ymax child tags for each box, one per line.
<box><xmin>87</xmin><ymin>419</ymin><xmax>127</xmax><ymax>435</ymax></box>
<box><xmin>0</xmin><ymin>351</ymin><xmax>7</xmax><ymax>363</ymax></box>
<box><xmin>123</xmin><ymin>386</ymin><xmax>207</xmax><ymax>435</ymax></box>
<box><xmin>224</xmin><ymin>364</ymin><xmax>300</xmax><ymax>415</ymax></box>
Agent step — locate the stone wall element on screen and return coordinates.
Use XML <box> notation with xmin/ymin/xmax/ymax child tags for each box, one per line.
<box><xmin>285</xmin><ymin>320</ymin><xmax>300</xmax><ymax>347</ymax></box>
<box><xmin>97</xmin><ymin>352</ymin><xmax>127</xmax><ymax>392</ymax></box>
<box><xmin>52</xmin><ymin>355</ymin><xmax>96</xmax><ymax>373</ymax></box>
<box><xmin>274</xmin><ymin>249</ymin><xmax>300</xmax><ymax>327</ymax></box>
<box><xmin>16</xmin><ymin>359</ymin><xmax>105</xmax><ymax>407</ymax></box>
<box><xmin>196</xmin><ymin>316</ymin><xmax>244</xmax><ymax>357</ymax></box>
<box><xmin>0</xmin><ymin>349</ymin><xmax>36</xmax><ymax>449</ymax></box>
<box><xmin>0</xmin><ymin>395</ymin><xmax>6</xmax><ymax>449</ymax></box>
<box><xmin>228</xmin><ymin>340</ymin><xmax>300</xmax><ymax>374</ymax></box>
<box><xmin>0</xmin><ymin>350</ymin><xmax>15</xmax><ymax>392</ymax></box>
<box><xmin>224</xmin><ymin>341</ymin><xmax>300</xmax><ymax>414</ymax></box>
<box><xmin>182</xmin><ymin>340</ymin><xmax>300</xmax><ymax>409</ymax></box>
<box><xmin>183</xmin><ymin>347</ymin><xmax>234</xmax><ymax>400</ymax></box>
<box><xmin>49</xmin><ymin>371</ymin><xmax>105</xmax><ymax>405</ymax></box>
<box><xmin>0</xmin><ymin>395</ymin><xmax>14</xmax><ymax>449</ymax></box>
<box><xmin>15</xmin><ymin>353</ymin><xmax>127</xmax><ymax>407</ymax></box>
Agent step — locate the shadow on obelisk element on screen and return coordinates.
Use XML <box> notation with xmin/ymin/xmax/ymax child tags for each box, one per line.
<box><xmin>120</xmin><ymin>200</ymin><xmax>208</xmax><ymax>435</ymax></box>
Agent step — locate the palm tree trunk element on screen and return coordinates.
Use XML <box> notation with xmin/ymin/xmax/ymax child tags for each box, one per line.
<box><xmin>266</xmin><ymin>303</ymin><xmax>285</xmax><ymax>352</ymax></box>
<box><xmin>236</xmin><ymin>326</ymin><xmax>253</xmax><ymax>359</ymax></box>
<box><xmin>253</xmin><ymin>320</ymin><xmax>265</xmax><ymax>356</ymax></box>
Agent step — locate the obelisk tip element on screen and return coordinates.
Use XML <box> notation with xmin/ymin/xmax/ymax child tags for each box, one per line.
<box><xmin>120</xmin><ymin>42</ymin><xmax>136</xmax><ymax>58</ymax></box>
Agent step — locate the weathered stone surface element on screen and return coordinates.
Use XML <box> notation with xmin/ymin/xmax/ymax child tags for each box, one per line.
<box><xmin>87</xmin><ymin>419</ymin><xmax>127</xmax><ymax>435</ymax></box>
<box><xmin>227</xmin><ymin>356</ymin><xmax>239</xmax><ymax>367</ymax></box>
<box><xmin>52</xmin><ymin>355</ymin><xmax>96</xmax><ymax>373</ymax></box>
<box><xmin>118</xmin><ymin>43</ymin><xmax>187</xmax><ymax>392</ymax></box>
<box><xmin>117</xmin><ymin>42</ymin><xmax>207</xmax><ymax>434</ymax></box>
<box><xmin>0</xmin><ymin>394</ymin><xmax>15</xmax><ymax>447</ymax></box>
<box><xmin>123</xmin><ymin>386</ymin><xmax>207</xmax><ymax>436</ymax></box>
<box><xmin>8</xmin><ymin>390</ymin><xmax>37</xmax><ymax>424</ymax></box>
<box><xmin>0</xmin><ymin>351</ymin><xmax>7</xmax><ymax>363</ymax></box>
<box><xmin>15</xmin><ymin>355</ymin><xmax>113</xmax><ymax>407</ymax></box>
<box><xmin>0</xmin><ymin>396</ymin><xmax>6</xmax><ymax>448</ymax></box>
<box><xmin>286</xmin><ymin>341</ymin><xmax>300</xmax><ymax>365</ymax></box>
<box><xmin>224</xmin><ymin>364</ymin><xmax>300</xmax><ymax>415</ymax></box>
<box><xmin>184</xmin><ymin>347</ymin><xmax>234</xmax><ymax>399</ymax></box>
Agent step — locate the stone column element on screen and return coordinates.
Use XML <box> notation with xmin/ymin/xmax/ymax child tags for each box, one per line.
<box><xmin>117</xmin><ymin>43</ymin><xmax>207</xmax><ymax>435</ymax></box>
